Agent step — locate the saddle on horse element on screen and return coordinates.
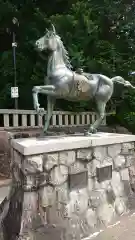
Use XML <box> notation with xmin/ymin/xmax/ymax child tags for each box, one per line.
<box><xmin>75</xmin><ymin>68</ymin><xmax>94</xmax><ymax>80</ymax></box>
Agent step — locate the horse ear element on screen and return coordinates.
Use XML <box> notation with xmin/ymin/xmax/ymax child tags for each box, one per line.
<box><xmin>51</xmin><ymin>24</ymin><xmax>56</xmax><ymax>34</ymax></box>
<box><xmin>45</xmin><ymin>28</ymin><xmax>49</xmax><ymax>36</ymax></box>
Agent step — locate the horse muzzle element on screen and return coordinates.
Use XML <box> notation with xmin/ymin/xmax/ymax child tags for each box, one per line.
<box><xmin>128</xmin><ymin>71</ymin><xmax>135</xmax><ymax>76</ymax></box>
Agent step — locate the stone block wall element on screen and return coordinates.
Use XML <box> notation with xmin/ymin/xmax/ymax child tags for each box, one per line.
<box><xmin>0</xmin><ymin>125</ymin><xmax>130</xmax><ymax>178</ymax></box>
<box><xmin>3</xmin><ymin>133</ymin><xmax>135</xmax><ymax>240</ymax></box>
<box><xmin>0</xmin><ymin>131</ymin><xmax>11</xmax><ymax>178</ymax></box>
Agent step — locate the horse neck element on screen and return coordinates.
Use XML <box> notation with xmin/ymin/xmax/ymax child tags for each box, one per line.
<box><xmin>47</xmin><ymin>49</ymin><xmax>66</xmax><ymax>76</ymax></box>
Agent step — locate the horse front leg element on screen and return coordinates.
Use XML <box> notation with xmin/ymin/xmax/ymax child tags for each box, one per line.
<box><xmin>32</xmin><ymin>85</ymin><xmax>56</xmax><ymax>114</ymax></box>
<box><xmin>86</xmin><ymin>100</ymin><xmax>106</xmax><ymax>135</ymax></box>
<box><xmin>32</xmin><ymin>87</ymin><xmax>40</xmax><ymax>111</ymax></box>
<box><xmin>43</xmin><ymin>96</ymin><xmax>55</xmax><ymax>133</ymax></box>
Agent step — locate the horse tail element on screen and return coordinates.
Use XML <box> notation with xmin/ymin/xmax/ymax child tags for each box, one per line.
<box><xmin>111</xmin><ymin>76</ymin><xmax>135</xmax><ymax>89</ymax></box>
<box><xmin>111</xmin><ymin>76</ymin><xmax>126</xmax><ymax>84</ymax></box>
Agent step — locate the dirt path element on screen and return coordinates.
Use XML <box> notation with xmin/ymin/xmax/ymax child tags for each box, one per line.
<box><xmin>86</xmin><ymin>212</ymin><xmax>135</xmax><ymax>240</ymax></box>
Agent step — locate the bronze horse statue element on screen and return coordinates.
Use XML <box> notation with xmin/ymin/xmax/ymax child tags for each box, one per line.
<box><xmin>33</xmin><ymin>25</ymin><xmax>135</xmax><ymax>135</ymax></box>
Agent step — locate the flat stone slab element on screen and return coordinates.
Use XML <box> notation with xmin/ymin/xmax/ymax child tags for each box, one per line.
<box><xmin>11</xmin><ymin>133</ymin><xmax>135</xmax><ymax>156</ymax></box>
<box><xmin>0</xmin><ymin>185</ymin><xmax>10</xmax><ymax>203</ymax></box>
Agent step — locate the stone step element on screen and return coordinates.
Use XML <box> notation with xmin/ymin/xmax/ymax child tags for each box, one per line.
<box><xmin>0</xmin><ymin>179</ymin><xmax>11</xmax><ymax>203</ymax></box>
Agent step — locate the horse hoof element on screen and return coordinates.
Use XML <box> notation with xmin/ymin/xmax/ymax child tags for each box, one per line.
<box><xmin>91</xmin><ymin>129</ymin><xmax>97</xmax><ymax>134</ymax></box>
<box><xmin>84</xmin><ymin>131</ymin><xmax>92</xmax><ymax>136</ymax></box>
<box><xmin>38</xmin><ymin>108</ymin><xmax>45</xmax><ymax>116</ymax></box>
<box><xmin>85</xmin><ymin>128</ymin><xmax>97</xmax><ymax>135</ymax></box>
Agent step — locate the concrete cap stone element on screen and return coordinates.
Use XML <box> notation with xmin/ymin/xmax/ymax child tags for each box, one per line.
<box><xmin>11</xmin><ymin>132</ymin><xmax>135</xmax><ymax>156</ymax></box>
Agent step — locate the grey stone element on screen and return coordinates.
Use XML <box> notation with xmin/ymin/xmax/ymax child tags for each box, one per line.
<box><xmin>122</xmin><ymin>180</ymin><xmax>131</xmax><ymax>196</ymax></box>
<box><xmin>69</xmin><ymin>161</ymin><xmax>87</xmax><ymax>175</ymax></box>
<box><xmin>93</xmin><ymin>177</ymin><xmax>111</xmax><ymax>191</ymax></box>
<box><xmin>43</xmin><ymin>153</ymin><xmax>58</xmax><ymax>171</ymax></box>
<box><xmin>13</xmin><ymin>150</ymin><xmax>21</xmax><ymax>167</ymax></box>
<box><xmin>88</xmin><ymin>189</ymin><xmax>107</xmax><ymax>208</ymax></box>
<box><xmin>130</xmin><ymin>178</ymin><xmax>135</xmax><ymax>193</ymax></box>
<box><xmin>49</xmin><ymin>164</ymin><xmax>68</xmax><ymax>186</ymax></box>
<box><xmin>68</xmin><ymin>188</ymin><xmax>88</xmax><ymax>216</ymax></box>
<box><xmin>57</xmin><ymin>202</ymin><xmax>69</xmax><ymax>220</ymax></box>
<box><xmin>39</xmin><ymin>185</ymin><xmax>56</xmax><ymax>207</ymax></box>
<box><xmin>93</xmin><ymin>177</ymin><xmax>101</xmax><ymax>190</ymax></box>
<box><xmin>86</xmin><ymin>208</ymin><xmax>97</xmax><ymax>228</ymax></box>
<box><xmin>103</xmin><ymin>156</ymin><xmax>113</xmax><ymax>165</ymax></box>
<box><xmin>93</xmin><ymin>146</ymin><xmax>107</xmax><ymax>162</ymax></box>
<box><xmin>108</xmin><ymin>144</ymin><xmax>121</xmax><ymax>158</ymax></box>
<box><xmin>8</xmin><ymin>136</ymin><xmax>135</xmax><ymax>240</ymax></box>
<box><xmin>77</xmin><ymin>148</ymin><xmax>92</xmax><ymax>161</ymax></box>
<box><xmin>120</xmin><ymin>168</ymin><xmax>129</xmax><ymax>181</ymax></box>
<box><xmin>106</xmin><ymin>185</ymin><xmax>116</xmax><ymax>204</ymax></box>
<box><xmin>68</xmin><ymin>170</ymin><xmax>88</xmax><ymax>190</ymax></box>
<box><xmin>88</xmin><ymin>178</ymin><xmax>94</xmax><ymax>192</ymax></box>
<box><xmin>97</xmin><ymin>203</ymin><xmax>115</xmax><ymax>226</ymax></box>
<box><xmin>121</xmin><ymin>148</ymin><xmax>130</xmax><ymax>155</ymax></box>
<box><xmin>126</xmin><ymin>155</ymin><xmax>135</xmax><ymax>167</ymax></box>
<box><xmin>23</xmin><ymin>155</ymin><xmax>43</xmax><ymax>174</ymax></box>
<box><xmin>88</xmin><ymin>157</ymin><xmax>113</xmax><ymax>178</ymax></box>
<box><xmin>129</xmin><ymin>166</ymin><xmax>135</xmax><ymax>177</ymax></box>
<box><xmin>0</xmin><ymin>185</ymin><xmax>10</xmax><ymax>204</ymax></box>
<box><xmin>45</xmin><ymin>203</ymin><xmax>68</xmax><ymax>227</ymax></box>
<box><xmin>102</xmin><ymin>157</ymin><xmax>113</xmax><ymax>172</ymax></box>
<box><xmin>113</xmin><ymin>155</ymin><xmax>125</xmax><ymax>169</ymax></box>
<box><xmin>23</xmin><ymin>191</ymin><xmax>38</xmax><ymax>217</ymax></box>
<box><xmin>128</xmin><ymin>149</ymin><xmax>135</xmax><ymax>155</ymax></box>
<box><xmin>87</xmin><ymin>159</ymin><xmax>100</xmax><ymax>177</ymax></box>
<box><xmin>121</xmin><ymin>142</ymin><xmax>134</xmax><ymax>158</ymax></box>
<box><xmin>59</xmin><ymin>150</ymin><xmax>76</xmax><ymax>166</ymax></box>
<box><xmin>79</xmin><ymin>217</ymin><xmax>90</xmax><ymax>238</ymax></box>
<box><xmin>100</xmin><ymin>180</ymin><xmax>111</xmax><ymax>189</ymax></box>
<box><xmin>12</xmin><ymin>162</ymin><xmax>21</xmax><ymax>182</ymax></box>
<box><xmin>111</xmin><ymin>171</ymin><xmax>124</xmax><ymax>197</ymax></box>
<box><xmin>122</xmin><ymin>142</ymin><xmax>134</xmax><ymax>151</ymax></box>
<box><xmin>114</xmin><ymin>197</ymin><xmax>126</xmax><ymax>215</ymax></box>
<box><xmin>129</xmin><ymin>166</ymin><xmax>135</xmax><ymax>192</ymax></box>
<box><xmin>25</xmin><ymin>175</ymin><xmax>37</xmax><ymax>191</ymax></box>
<box><xmin>38</xmin><ymin>172</ymin><xmax>48</xmax><ymax>187</ymax></box>
<box><xmin>56</xmin><ymin>182</ymin><xmax>69</xmax><ymax>204</ymax></box>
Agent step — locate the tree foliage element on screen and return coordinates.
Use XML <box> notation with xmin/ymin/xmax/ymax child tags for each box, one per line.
<box><xmin>0</xmin><ymin>0</ymin><xmax>135</xmax><ymax>129</ymax></box>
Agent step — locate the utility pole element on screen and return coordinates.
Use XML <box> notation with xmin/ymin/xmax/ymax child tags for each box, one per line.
<box><xmin>11</xmin><ymin>17</ymin><xmax>19</xmax><ymax>109</ymax></box>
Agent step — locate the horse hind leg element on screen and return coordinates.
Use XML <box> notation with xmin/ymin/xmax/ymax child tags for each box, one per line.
<box><xmin>86</xmin><ymin>100</ymin><xmax>107</xmax><ymax>135</ymax></box>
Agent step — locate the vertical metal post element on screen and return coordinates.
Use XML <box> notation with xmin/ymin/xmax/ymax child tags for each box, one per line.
<box><xmin>12</xmin><ymin>32</ymin><xmax>18</xmax><ymax>109</ymax></box>
<box><xmin>12</xmin><ymin>17</ymin><xmax>19</xmax><ymax>109</ymax></box>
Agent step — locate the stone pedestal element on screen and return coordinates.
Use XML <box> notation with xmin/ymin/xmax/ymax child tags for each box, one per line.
<box><xmin>1</xmin><ymin>133</ymin><xmax>135</xmax><ymax>240</ymax></box>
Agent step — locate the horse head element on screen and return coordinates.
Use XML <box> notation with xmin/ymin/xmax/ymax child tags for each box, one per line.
<box><xmin>35</xmin><ymin>24</ymin><xmax>59</xmax><ymax>52</ymax></box>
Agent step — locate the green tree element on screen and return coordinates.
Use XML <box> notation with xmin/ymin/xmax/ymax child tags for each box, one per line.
<box><xmin>0</xmin><ymin>0</ymin><xmax>135</xmax><ymax>131</ymax></box>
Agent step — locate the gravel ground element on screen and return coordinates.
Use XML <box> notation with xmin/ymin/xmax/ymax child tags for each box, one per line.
<box><xmin>92</xmin><ymin>212</ymin><xmax>135</xmax><ymax>240</ymax></box>
<box><xmin>32</xmin><ymin>212</ymin><xmax>135</xmax><ymax>240</ymax></box>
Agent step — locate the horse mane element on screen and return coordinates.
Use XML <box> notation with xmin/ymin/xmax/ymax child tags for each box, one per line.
<box><xmin>56</xmin><ymin>35</ymin><xmax>73</xmax><ymax>69</ymax></box>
